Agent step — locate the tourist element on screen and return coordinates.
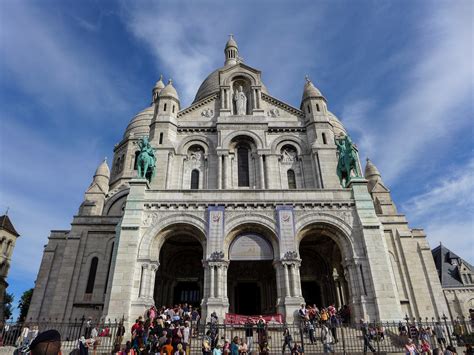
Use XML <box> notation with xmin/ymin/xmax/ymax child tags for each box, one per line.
<box><xmin>321</xmin><ymin>324</ymin><xmax>334</xmax><ymax>353</ymax></box>
<box><xmin>115</xmin><ymin>321</ymin><xmax>126</xmax><ymax>349</ymax></box>
<box><xmin>298</xmin><ymin>304</ymin><xmax>308</xmax><ymax>323</ymax></box>
<box><xmin>213</xmin><ymin>344</ymin><xmax>223</xmax><ymax>355</ymax></box>
<box><xmin>360</xmin><ymin>319</ymin><xmax>376</xmax><ymax>354</ymax></box>
<box><xmin>259</xmin><ymin>341</ymin><xmax>270</xmax><ymax>355</ymax></box>
<box><xmin>202</xmin><ymin>330</ymin><xmax>212</xmax><ymax>355</ymax></box>
<box><xmin>320</xmin><ymin>308</ymin><xmax>329</xmax><ymax>324</ymax></box>
<box><xmin>444</xmin><ymin>345</ymin><xmax>457</xmax><ymax>354</ymax></box>
<box><xmin>420</xmin><ymin>338</ymin><xmax>432</xmax><ymax>354</ymax></box>
<box><xmin>174</xmin><ymin>343</ymin><xmax>186</xmax><ymax>355</ymax></box>
<box><xmin>290</xmin><ymin>342</ymin><xmax>303</xmax><ymax>355</ymax></box>
<box><xmin>434</xmin><ymin>322</ymin><xmax>447</xmax><ymax>349</ymax></box>
<box><xmin>464</xmin><ymin>344</ymin><xmax>474</xmax><ymax>355</ymax></box>
<box><xmin>329</xmin><ymin>311</ymin><xmax>339</xmax><ymax>343</ymax></box>
<box><xmin>231</xmin><ymin>336</ymin><xmax>239</xmax><ymax>355</ymax></box>
<box><xmin>171</xmin><ymin>322</ymin><xmax>183</xmax><ymax>350</ymax></box>
<box><xmin>239</xmin><ymin>338</ymin><xmax>248</xmax><ymax>354</ymax></box>
<box><xmin>222</xmin><ymin>339</ymin><xmax>231</xmax><ymax>354</ymax></box>
<box><xmin>405</xmin><ymin>338</ymin><xmax>418</xmax><ymax>355</ymax></box>
<box><xmin>282</xmin><ymin>327</ymin><xmax>292</xmax><ymax>354</ymax></box>
<box><xmin>308</xmin><ymin>321</ymin><xmax>316</xmax><ymax>344</ymax></box>
<box><xmin>244</xmin><ymin>318</ymin><xmax>254</xmax><ymax>354</ymax></box>
<box><xmin>182</xmin><ymin>321</ymin><xmax>191</xmax><ymax>351</ymax></box>
<box><xmin>256</xmin><ymin>316</ymin><xmax>266</xmax><ymax>349</ymax></box>
<box><xmin>20</xmin><ymin>324</ymin><xmax>30</xmax><ymax>347</ymax></box>
<box><xmin>85</xmin><ymin>318</ymin><xmax>93</xmax><ymax>339</ymax></box>
<box><xmin>160</xmin><ymin>338</ymin><xmax>174</xmax><ymax>355</ymax></box>
<box><xmin>29</xmin><ymin>329</ymin><xmax>61</xmax><ymax>355</ymax></box>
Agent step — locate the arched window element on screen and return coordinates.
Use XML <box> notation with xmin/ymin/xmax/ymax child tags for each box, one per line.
<box><xmin>237</xmin><ymin>147</ymin><xmax>250</xmax><ymax>187</ymax></box>
<box><xmin>316</xmin><ymin>104</ymin><xmax>320</xmax><ymax>112</ymax></box>
<box><xmin>133</xmin><ymin>151</ymin><xmax>140</xmax><ymax>170</ymax></box>
<box><xmin>287</xmin><ymin>169</ymin><xmax>297</xmax><ymax>189</ymax></box>
<box><xmin>191</xmin><ymin>169</ymin><xmax>199</xmax><ymax>189</ymax></box>
<box><xmin>85</xmin><ymin>257</ymin><xmax>99</xmax><ymax>294</ymax></box>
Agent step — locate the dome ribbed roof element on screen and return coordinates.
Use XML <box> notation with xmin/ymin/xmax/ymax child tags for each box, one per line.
<box><xmin>123</xmin><ymin>106</ymin><xmax>153</xmax><ymax>139</ymax></box>
<box><xmin>95</xmin><ymin>159</ymin><xmax>110</xmax><ymax>178</ymax></box>
<box><xmin>328</xmin><ymin>111</ymin><xmax>347</xmax><ymax>137</ymax></box>
<box><xmin>302</xmin><ymin>79</ymin><xmax>323</xmax><ymax>101</ymax></box>
<box><xmin>365</xmin><ymin>158</ymin><xmax>381</xmax><ymax>180</ymax></box>
<box><xmin>154</xmin><ymin>75</ymin><xmax>165</xmax><ymax>90</ymax></box>
<box><xmin>159</xmin><ymin>80</ymin><xmax>179</xmax><ymax>100</ymax></box>
<box><xmin>226</xmin><ymin>35</ymin><xmax>238</xmax><ymax>49</ymax></box>
<box><xmin>193</xmin><ymin>67</ymin><xmax>268</xmax><ymax>104</ymax></box>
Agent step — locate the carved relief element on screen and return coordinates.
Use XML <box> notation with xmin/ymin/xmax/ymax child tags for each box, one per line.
<box><xmin>143</xmin><ymin>212</ymin><xmax>159</xmax><ymax>227</ymax></box>
<box><xmin>267</xmin><ymin>108</ymin><xmax>280</xmax><ymax>117</ymax></box>
<box><xmin>280</xmin><ymin>147</ymin><xmax>298</xmax><ymax>163</ymax></box>
<box><xmin>201</xmin><ymin>108</ymin><xmax>214</xmax><ymax>118</ymax></box>
<box><xmin>209</xmin><ymin>251</ymin><xmax>225</xmax><ymax>261</ymax></box>
<box><xmin>283</xmin><ymin>250</ymin><xmax>299</xmax><ymax>260</ymax></box>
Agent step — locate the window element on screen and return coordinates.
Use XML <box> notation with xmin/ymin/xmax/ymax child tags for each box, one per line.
<box><xmin>85</xmin><ymin>257</ymin><xmax>98</xmax><ymax>294</ymax></box>
<box><xmin>164</xmin><ymin>103</ymin><xmax>167</xmax><ymax>112</ymax></box>
<box><xmin>237</xmin><ymin>147</ymin><xmax>250</xmax><ymax>187</ymax></box>
<box><xmin>172</xmin><ymin>105</ymin><xmax>175</xmax><ymax>113</ymax></box>
<box><xmin>133</xmin><ymin>151</ymin><xmax>140</xmax><ymax>170</ymax></box>
<box><xmin>322</xmin><ymin>133</ymin><xmax>327</xmax><ymax>145</ymax></box>
<box><xmin>307</xmin><ymin>104</ymin><xmax>311</xmax><ymax>113</ymax></box>
<box><xmin>191</xmin><ymin>169</ymin><xmax>199</xmax><ymax>189</ymax></box>
<box><xmin>287</xmin><ymin>169</ymin><xmax>297</xmax><ymax>189</ymax></box>
<box><xmin>159</xmin><ymin>133</ymin><xmax>164</xmax><ymax>145</ymax></box>
<box><xmin>316</xmin><ymin>104</ymin><xmax>320</xmax><ymax>112</ymax></box>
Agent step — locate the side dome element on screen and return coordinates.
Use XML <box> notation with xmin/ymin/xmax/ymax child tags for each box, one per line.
<box><xmin>328</xmin><ymin>111</ymin><xmax>347</xmax><ymax>137</ymax></box>
<box><xmin>123</xmin><ymin>106</ymin><xmax>154</xmax><ymax>139</ymax></box>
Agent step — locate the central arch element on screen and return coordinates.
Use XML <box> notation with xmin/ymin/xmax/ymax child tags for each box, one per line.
<box><xmin>225</xmin><ymin>223</ymin><xmax>279</xmax><ymax>315</ymax></box>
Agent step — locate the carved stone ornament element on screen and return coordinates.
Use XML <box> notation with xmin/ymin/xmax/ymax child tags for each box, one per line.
<box><xmin>201</xmin><ymin>108</ymin><xmax>214</xmax><ymax>118</ymax></box>
<box><xmin>143</xmin><ymin>212</ymin><xmax>159</xmax><ymax>227</ymax></box>
<box><xmin>283</xmin><ymin>250</ymin><xmax>299</xmax><ymax>260</ymax></box>
<box><xmin>267</xmin><ymin>108</ymin><xmax>280</xmax><ymax>117</ymax></box>
<box><xmin>209</xmin><ymin>251</ymin><xmax>225</xmax><ymax>261</ymax></box>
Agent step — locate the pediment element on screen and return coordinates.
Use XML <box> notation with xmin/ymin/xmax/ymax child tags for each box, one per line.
<box><xmin>177</xmin><ymin>94</ymin><xmax>219</xmax><ymax>121</ymax></box>
<box><xmin>370</xmin><ymin>180</ymin><xmax>390</xmax><ymax>193</ymax></box>
<box><xmin>86</xmin><ymin>182</ymin><xmax>106</xmax><ymax>194</ymax></box>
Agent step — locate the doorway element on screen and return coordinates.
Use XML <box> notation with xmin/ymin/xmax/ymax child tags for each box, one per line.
<box><xmin>234</xmin><ymin>282</ymin><xmax>261</xmax><ymax>315</ymax></box>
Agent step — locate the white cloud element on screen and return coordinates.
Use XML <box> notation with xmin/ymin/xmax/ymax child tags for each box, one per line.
<box><xmin>0</xmin><ymin>2</ymin><xmax>131</xmax><ymax>117</ymax></box>
<box><xmin>342</xmin><ymin>1</ymin><xmax>473</xmax><ymax>183</ymax></box>
<box><xmin>121</xmin><ymin>2</ymin><xmax>326</xmax><ymax>106</ymax></box>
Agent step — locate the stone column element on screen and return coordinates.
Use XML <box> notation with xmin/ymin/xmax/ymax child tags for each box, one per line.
<box><xmin>220</xmin><ymin>88</ymin><xmax>226</xmax><ymax>110</ymax></box>
<box><xmin>223</xmin><ymin>154</ymin><xmax>228</xmax><ymax>189</ymax></box>
<box><xmin>294</xmin><ymin>262</ymin><xmax>302</xmax><ymax>297</ymax></box>
<box><xmin>283</xmin><ymin>263</ymin><xmax>291</xmax><ymax>298</ymax></box>
<box><xmin>148</xmin><ymin>263</ymin><xmax>159</xmax><ymax>300</ymax></box>
<box><xmin>258</xmin><ymin>154</ymin><xmax>265</xmax><ymax>189</ymax></box>
<box><xmin>217</xmin><ymin>155</ymin><xmax>222</xmax><ymax>189</ymax></box>
<box><xmin>139</xmin><ymin>264</ymin><xmax>149</xmax><ymax>298</ymax></box>
<box><xmin>165</xmin><ymin>152</ymin><xmax>173</xmax><ymax>189</ymax></box>
<box><xmin>210</xmin><ymin>264</ymin><xmax>215</xmax><ymax>298</ymax></box>
<box><xmin>216</xmin><ymin>265</ymin><xmax>222</xmax><ymax>298</ymax></box>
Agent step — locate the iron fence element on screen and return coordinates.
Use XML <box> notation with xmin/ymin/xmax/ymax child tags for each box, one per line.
<box><xmin>0</xmin><ymin>315</ymin><xmax>472</xmax><ymax>354</ymax></box>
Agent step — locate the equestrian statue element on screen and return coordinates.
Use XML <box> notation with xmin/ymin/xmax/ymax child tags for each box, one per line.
<box><xmin>335</xmin><ymin>134</ymin><xmax>361</xmax><ymax>187</ymax></box>
<box><xmin>136</xmin><ymin>136</ymin><xmax>156</xmax><ymax>182</ymax></box>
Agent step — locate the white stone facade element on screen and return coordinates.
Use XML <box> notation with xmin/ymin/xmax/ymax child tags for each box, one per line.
<box><xmin>28</xmin><ymin>37</ymin><xmax>449</xmax><ymax>325</ymax></box>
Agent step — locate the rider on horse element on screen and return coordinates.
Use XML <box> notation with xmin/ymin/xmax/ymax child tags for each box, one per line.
<box><xmin>335</xmin><ymin>134</ymin><xmax>361</xmax><ymax>187</ymax></box>
<box><xmin>137</xmin><ymin>136</ymin><xmax>156</xmax><ymax>181</ymax></box>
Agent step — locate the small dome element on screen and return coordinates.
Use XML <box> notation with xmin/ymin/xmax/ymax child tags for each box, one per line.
<box><xmin>154</xmin><ymin>75</ymin><xmax>165</xmax><ymax>91</ymax></box>
<box><xmin>302</xmin><ymin>78</ymin><xmax>324</xmax><ymax>101</ymax></box>
<box><xmin>365</xmin><ymin>158</ymin><xmax>381</xmax><ymax>180</ymax></box>
<box><xmin>159</xmin><ymin>79</ymin><xmax>179</xmax><ymax>101</ymax></box>
<box><xmin>123</xmin><ymin>106</ymin><xmax>154</xmax><ymax>139</ymax></box>
<box><xmin>226</xmin><ymin>35</ymin><xmax>238</xmax><ymax>49</ymax></box>
<box><xmin>328</xmin><ymin>111</ymin><xmax>347</xmax><ymax>137</ymax></box>
<box><xmin>95</xmin><ymin>159</ymin><xmax>110</xmax><ymax>179</ymax></box>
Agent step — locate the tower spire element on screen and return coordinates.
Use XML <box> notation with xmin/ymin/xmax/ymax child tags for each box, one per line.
<box><xmin>224</xmin><ymin>34</ymin><xmax>239</xmax><ymax>66</ymax></box>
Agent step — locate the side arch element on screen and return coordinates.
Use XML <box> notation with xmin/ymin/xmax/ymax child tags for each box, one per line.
<box><xmin>222</xmin><ymin>71</ymin><xmax>259</xmax><ymax>87</ymax></box>
<box><xmin>271</xmin><ymin>135</ymin><xmax>309</xmax><ymax>155</ymax></box>
<box><xmin>295</xmin><ymin>212</ymin><xmax>356</xmax><ymax>260</ymax></box>
<box><xmin>138</xmin><ymin>213</ymin><xmax>207</xmax><ymax>262</ymax></box>
<box><xmin>177</xmin><ymin>135</ymin><xmax>214</xmax><ymax>155</ymax></box>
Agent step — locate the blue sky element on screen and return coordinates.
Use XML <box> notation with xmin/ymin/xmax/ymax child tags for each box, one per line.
<box><xmin>0</xmin><ymin>0</ymin><xmax>472</xmax><ymax>319</ymax></box>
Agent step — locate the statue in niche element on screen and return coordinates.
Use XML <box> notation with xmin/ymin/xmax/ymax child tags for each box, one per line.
<box><xmin>281</xmin><ymin>148</ymin><xmax>297</xmax><ymax>163</ymax></box>
<box><xmin>233</xmin><ymin>85</ymin><xmax>247</xmax><ymax>115</ymax></box>
<box><xmin>188</xmin><ymin>148</ymin><xmax>203</xmax><ymax>161</ymax></box>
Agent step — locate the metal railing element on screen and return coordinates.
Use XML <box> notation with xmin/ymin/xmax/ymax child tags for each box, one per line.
<box><xmin>0</xmin><ymin>315</ymin><xmax>472</xmax><ymax>354</ymax></box>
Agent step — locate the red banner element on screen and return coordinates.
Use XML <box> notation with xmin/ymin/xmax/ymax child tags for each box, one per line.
<box><xmin>224</xmin><ymin>313</ymin><xmax>284</xmax><ymax>324</ymax></box>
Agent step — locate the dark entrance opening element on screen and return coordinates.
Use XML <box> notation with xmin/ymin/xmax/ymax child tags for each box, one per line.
<box><xmin>235</xmin><ymin>282</ymin><xmax>261</xmax><ymax>315</ymax></box>
<box><xmin>301</xmin><ymin>281</ymin><xmax>322</xmax><ymax>307</ymax></box>
<box><xmin>173</xmin><ymin>282</ymin><xmax>201</xmax><ymax>305</ymax></box>
<box><xmin>227</xmin><ymin>260</ymin><xmax>276</xmax><ymax>315</ymax></box>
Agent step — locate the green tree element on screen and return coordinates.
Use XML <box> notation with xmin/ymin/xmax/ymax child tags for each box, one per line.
<box><xmin>18</xmin><ymin>288</ymin><xmax>34</xmax><ymax>322</ymax></box>
<box><xmin>3</xmin><ymin>291</ymin><xmax>14</xmax><ymax>320</ymax></box>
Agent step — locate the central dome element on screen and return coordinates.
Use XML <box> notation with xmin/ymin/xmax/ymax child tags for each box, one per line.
<box><xmin>192</xmin><ymin>67</ymin><xmax>222</xmax><ymax>104</ymax></box>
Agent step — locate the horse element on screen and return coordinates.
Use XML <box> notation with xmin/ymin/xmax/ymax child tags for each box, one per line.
<box><xmin>336</xmin><ymin>140</ymin><xmax>360</xmax><ymax>187</ymax></box>
<box><xmin>137</xmin><ymin>151</ymin><xmax>155</xmax><ymax>182</ymax></box>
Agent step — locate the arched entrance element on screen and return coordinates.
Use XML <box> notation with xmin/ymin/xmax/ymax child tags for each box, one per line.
<box><xmin>154</xmin><ymin>233</ymin><xmax>204</xmax><ymax>307</ymax></box>
<box><xmin>298</xmin><ymin>226</ymin><xmax>350</xmax><ymax>310</ymax></box>
<box><xmin>227</xmin><ymin>233</ymin><xmax>277</xmax><ymax>315</ymax></box>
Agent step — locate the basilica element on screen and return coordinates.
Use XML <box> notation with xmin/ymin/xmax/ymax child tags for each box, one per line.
<box><xmin>28</xmin><ymin>37</ymin><xmax>449</xmax><ymax>324</ymax></box>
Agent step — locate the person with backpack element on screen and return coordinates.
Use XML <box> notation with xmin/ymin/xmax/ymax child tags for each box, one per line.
<box><xmin>282</xmin><ymin>327</ymin><xmax>292</xmax><ymax>354</ymax></box>
<box><xmin>360</xmin><ymin>319</ymin><xmax>376</xmax><ymax>354</ymax></box>
<box><xmin>321</xmin><ymin>324</ymin><xmax>334</xmax><ymax>353</ymax></box>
